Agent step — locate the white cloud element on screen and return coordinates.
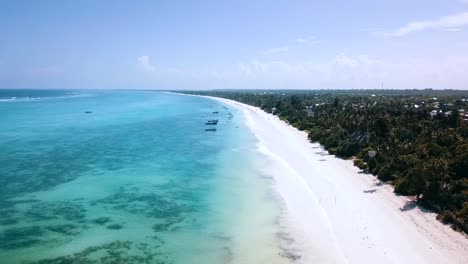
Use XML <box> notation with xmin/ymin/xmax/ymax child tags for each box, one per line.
<box><xmin>137</xmin><ymin>55</ymin><xmax>156</xmax><ymax>72</ymax></box>
<box><xmin>229</xmin><ymin>53</ymin><xmax>468</xmax><ymax>89</ymax></box>
<box><xmin>291</xmin><ymin>36</ymin><xmax>319</xmax><ymax>45</ymax></box>
<box><xmin>261</xmin><ymin>36</ymin><xmax>319</xmax><ymax>57</ymax></box>
<box><xmin>292</xmin><ymin>37</ymin><xmax>307</xmax><ymax>43</ymax></box>
<box><xmin>445</xmin><ymin>27</ymin><xmax>462</xmax><ymax>31</ymax></box>
<box><xmin>136</xmin><ymin>53</ymin><xmax>468</xmax><ymax>90</ymax></box>
<box><xmin>238</xmin><ymin>63</ymin><xmax>254</xmax><ymax>76</ymax></box>
<box><xmin>204</xmin><ymin>70</ymin><xmax>225</xmax><ymax>80</ymax></box>
<box><xmin>380</xmin><ymin>12</ymin><xmax>468</xmax><ymax>37</ymax></box>
<box><xmin>265</xmin><ymin>46</ymin><xmax>289</xmax><ymax>54</ymax></box>
<box><xmin>333</xmin><ymin>53</ymin><xmax>359</xmax><ymax>67</ymax></box>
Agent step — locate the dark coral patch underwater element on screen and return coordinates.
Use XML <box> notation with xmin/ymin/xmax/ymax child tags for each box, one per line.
<box><xmin>32</xmin><ymin>240</ymin><xmax>170</xmax><ymax>264</ymax></box>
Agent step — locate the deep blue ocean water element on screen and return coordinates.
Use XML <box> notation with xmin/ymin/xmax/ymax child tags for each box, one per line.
<box><xmin>0</xmin><ymin>90</ymin><xmax>282</xmax><ymax>263</ymax></box>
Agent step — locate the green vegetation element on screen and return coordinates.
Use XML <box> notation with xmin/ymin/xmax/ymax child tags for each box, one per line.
<box><xmin>182</xmin><ymin>89</ymin><xmax>468</xmax><ymax>233</ymax></box>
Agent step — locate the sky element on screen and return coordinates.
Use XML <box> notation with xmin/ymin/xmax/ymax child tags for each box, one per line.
<box><xmin>1</xmin><ymin>0</ymin><xmax>468</xmax><ymax>90</ymax></box>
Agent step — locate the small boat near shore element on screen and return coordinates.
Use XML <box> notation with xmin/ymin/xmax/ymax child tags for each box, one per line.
<box><xmin>205</xmin><ymin>119</ymin><xmax>218</xmax><ymax>125</ymax></box>
<box><xmin>205</xmin><ymin>119</ymin><xmax>219</xmax><ymax>125</ymax></box>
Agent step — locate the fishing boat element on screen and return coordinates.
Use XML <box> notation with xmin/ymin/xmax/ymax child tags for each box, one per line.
<box><xmin>205</xmin><ymin>128</ymin><xmax>217</xmax><ymax>132</ymax></box>
<box><xmin>205</xmin><ymin>119</ymin><xmax>219</xmax><ymax>125</ymax></box>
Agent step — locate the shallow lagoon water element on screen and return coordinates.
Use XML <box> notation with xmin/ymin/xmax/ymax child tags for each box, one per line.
<box><xmin>0</xmin><ymin>90</ymin><xmax>286</xmax><ymax>263</ymax></box>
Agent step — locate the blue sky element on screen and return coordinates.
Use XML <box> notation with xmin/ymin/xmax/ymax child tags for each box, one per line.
<box><xmin>1</xmin><ymin>0</ymin><xmax>468</xmax><ymax>89</ymax></box>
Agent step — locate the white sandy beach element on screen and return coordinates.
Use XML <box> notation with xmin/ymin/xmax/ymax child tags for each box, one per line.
<box><xmin>212</xmin><ymin>96</ymin><xmax>468</xmax><ymax>264</ymax></box>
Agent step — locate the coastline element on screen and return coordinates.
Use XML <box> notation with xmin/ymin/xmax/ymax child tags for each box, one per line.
<box><xmin>204</xmin><ymin>95</ymin><xmax>468</xmax><ymax>263</ymax></box>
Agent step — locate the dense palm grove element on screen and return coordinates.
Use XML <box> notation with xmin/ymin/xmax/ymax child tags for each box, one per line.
<box><xmin>183</xmin><ymin>89</ymin><xmax>468</xmax><ymax>233</ymax></box>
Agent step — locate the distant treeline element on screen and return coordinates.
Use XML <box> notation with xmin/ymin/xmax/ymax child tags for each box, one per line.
<box><xmin>181</xmin><ymin>89</ymin><xmax>468</xmax><ymax>234</ymax></box>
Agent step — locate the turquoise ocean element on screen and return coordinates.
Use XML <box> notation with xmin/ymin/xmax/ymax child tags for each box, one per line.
<box><xmin>0</xmin><ymin>90</ymin><xmax>286</xmax><ymax>263</ymax></box>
